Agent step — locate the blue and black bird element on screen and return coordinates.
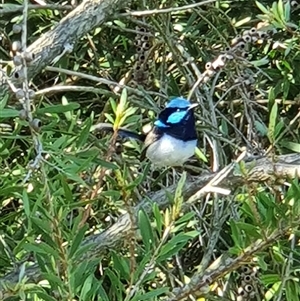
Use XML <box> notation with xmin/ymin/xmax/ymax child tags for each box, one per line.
<box><xmin>94</xmin><ymin>97</ymin><xmax>198</xmax><ymax>167</ymax></box>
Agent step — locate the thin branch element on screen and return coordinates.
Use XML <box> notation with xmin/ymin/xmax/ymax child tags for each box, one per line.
<box><xmin>0</xmin><ymin>4</ymin><xmax>73</xmax><ymax>14</ymax></box>
<box><xmin>35</xmin><ymin>85</ymin><xmax>116</xmax><ymax>97</ymax></box>
<box><xmin>45</xmin><ymin>66</ymin><xmax>167</xmax><ymax>99</ymax></box>
<box><xmin>18</xmin><ymin>0</ymin><xmax>44</xmax><ymax>182</ymax></box>
<box><xmin>118</xmin><ymin>0</ymin><xmax>217</xmax><ymax>17</ymax></box>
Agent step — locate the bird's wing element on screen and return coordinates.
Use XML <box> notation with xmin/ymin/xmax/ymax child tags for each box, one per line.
<box><xmin>140</xmin><ymin>126</ymin><xmax>163</xmax><ymax>161</ymax></box>
<box><xmin>93</xmin><ymin>123</ymin><xmax>145</xmax><ymax>141</ymax></box>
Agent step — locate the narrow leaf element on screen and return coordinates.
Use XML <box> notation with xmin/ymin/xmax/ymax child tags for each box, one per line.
<box><xmin>268</xmin><ymin>102</ymin><xmax>278</xmax><ymax>143</ymax></box>
<box><xmin>0</xmin><ymin>108</ymin><xmax>19</xmax><ymax>118</ymax></box>
<box><xmin>69</xmin><ymin>224</ymin><xmax>88</xmax><ymax>258</ymax></box>
<box><xmin>138</xmin><ymin>209</ymin><xmax>154</xmax><ymax>251</ymax></box>
<box><xmin>37</xmin><ymin>103</ymin><xmax>80</xmax><ymax>114</ymax></box>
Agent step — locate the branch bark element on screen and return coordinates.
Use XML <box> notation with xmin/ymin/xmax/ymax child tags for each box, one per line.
<box><xmin>0</xmin><ymin>0</ymin><xmax>129</xmax><ymax>99</ymax></box>
<box><xmin>1</xmin><ymin>153</ymin><xmax>300</xmax><ymax>295</ymax></box>
<box><xmin>167</xmin><ymin>226</ymin><xmax>289</xmax><ymax>301</ymax></box>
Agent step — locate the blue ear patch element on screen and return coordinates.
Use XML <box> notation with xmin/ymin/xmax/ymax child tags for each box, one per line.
<box><xmin>166</xmin><ymin>97</ymin><xmax>190</xmax><ymax>109</ymax></box>
<box><xmin>167</xmin><ymin>111</ymin><xmax>187</xmax><ymax>124</ymax></box>
<box><xmin>154</xmin><ymin>120</ymin><xmax>170</xmax><ymax>128</ymax></box>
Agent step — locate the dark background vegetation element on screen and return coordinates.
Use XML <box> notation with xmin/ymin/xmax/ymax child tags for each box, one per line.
<box><xmin>1</xmin><ymin>0</ymin><xmax>300</xmax><ymax>300</ymax></box>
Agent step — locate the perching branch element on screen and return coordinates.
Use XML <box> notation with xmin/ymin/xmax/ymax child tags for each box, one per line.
<box><xmin>1</xmin><ymin>153</ymin><xmax>300</xmax><ymax>296</ymax></box>
<box><xmin>167</xmin><ymin>226</ymin><xmax>289</xmax><ymax>301</ymax></box>
<box><xmin>0</xmin><ymin>0</ymin><xmax>130</xmax><ymax>99</ymax></box>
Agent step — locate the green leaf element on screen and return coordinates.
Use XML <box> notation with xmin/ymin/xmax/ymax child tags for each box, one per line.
<box><xmin>131</xmin><ymin>287</ymin><xmax>169</xmax><ymax>301</ymax></box>
<box><xmin>256</xmin><ymin>256</ymin><xmax>268</xmax><ymax>271</ymax></box>
<box><xmin>285</xmin><ymin>280</ymin><xmax>300</xmax><ymax>301</ymax></box>
<box><xmin>175</xmin><ymin>211</ymin><xmax>195</xmax><ymax>225</ymax></box>
<box><xmin>261</xmin><ymin>274</ymin><xmax>281</xmax><ymax>286</ymax></box>
<box><xmin>31</xmin><ymin>217</ymin><xmax>52</xmax><ymax>234</ymax></box>
<box><xmin>235</xmin><ymin>222</ymin><xmax>262</xmax><ymax>239</ymax></box>
<box><xmin>138</xmin><ymin>209</ymin><xmax>154</xmax><ymax>251</ymax></box>
<box><xmin>40</xmin><ymin>273</ymin><xmax>65</xmax><ymax>287</ymax></box>
<box><xmin>0</xmin><ymin>94</ymin><xmax>9</xmax><ymax>109</ymax></box>
<box><xmin>220</xmin><ymin>118</ymin><xmax>228</xmax><ymax>136</ymax></box>
<box><xmin>114</xmin><ymin>20</ymin><xmax>126</xmax><ymax>28</ymax></box>
<box><xmin>153</xmin><ymin>203</ymin><xmax>163</xmax><ymax>236</ymax></box>
<box><xmin>234</xmin><ymin>17</ymin><xmax>252</xmax><ymax>28</ymax></box>
<box><xmin>0</xmin><ymin>186</ymin><xmax>22</xmax><ymax>196</ymax></box>
<box><xmin>23</xmin><ymin>242</ymin><xmax>60</xmax><ymax>259</ymax></box>
<box><xmin>126</xmin><ymin>173</ymin><xmax>148</xmax><ymax>190</ymax></box>
<box><xmin>62</xmin><ymin>95</ymin><xmax>73</xmax><ymax>121</ymax></box>
<box><xmin>0</xmin><ymin>108</ymin><xmax>19</xmax><ymax>118</ymax></box>
<box><xmin>251</xmin><ymin>57</ymin><xmax>270</xmax><ymax>67</ymax></box>
<box><xmin>115</xmin><ymin>88</ymin><xmax>128</xmax><ymax>127</ymax></box>
<box><xmin>60</xmin><ymin>175</ymin><xmax>73</xmax><ymax>204</ymax></box>
<box><xmin>256</xmin><ymin>1</ymin><xmax>270</xmax><ymax>14</ymax></box>
<box><xmin>76</xmin><ymin>117</ymin><xmax>92</xmax><ymax>148</ymax></box>
<box><xmin>158</xmin><ymin>231</ymin><xmax>198</xmax><ymax>261</ymax></box>
<box><xmin>97</xmin><ymin>283</ymin><xmax>110</xmax><ymax>301</ymax></box>
<box><xmin>105</xmin><ymin>269</ymin><xmax>125</xmax><ymax>299</ymax></box>
<box><xmin>157</xmin><ymin>242</ymin><xmax>186</xmax><ymax>262</ymax></box>
<box><xmin>37</xmin><ymin>103</ymin><xmax>80</xmax><ymax>114</ymax></box>
<box><xmin>69</xmin><ymin>224</ymin><xmax>88</xmax><ymax>258</ymax></box>
<box><xmin>195</xmin><ymin>147</ymin><xmax>207</xmax><ymax>162</ymax></box>
<box><xmin>22</xmin><ymin>189</ymin><xmax>31</xmax><ymax>217</ymax></box>
<box><xmin>281</xmin><ymin>141</ymin><xmax>300</xmax><ymax>152</ymax></box>
<box><xmin>274</xmin><ymin>120</ymin><xmax>284</xmax><ymax>138</ymax></box>
<box><xmin>268</xmin><ymin>102</ymin><xmax>278</xmax><ymax>143</ymax></box>
<box><xmin>172</xmin><ymin>171</ymin><xmax>186</xmax><ymax>219</ymax></box>
<box><xmin>112</xmin><ymin>251</ymin><xmax>130</xmax><ymax>279</ymax></box>
<box><xmin>33</xmin><ymin>291</ymin><xmax>57</xmax><ymax>301</ymax></box>
<box><xmin>79</xmin><ymin>274</ymin><xmax>93</xmax><ymax>301</ymax></box>
<box><xmin>268</xmin><ymin>87</ymin><xmax>276</xmax><ymax>107</ymax></box>
<box><xmin>265</xmin><ymin>282</ymin><xmax>281</xmax><ymax>300</ymax></box>
<box><xmin>109</xmin><ymin>98</ymin><xmax>117</xmax><ymax>114</ymax></box>
<box><xmin>254</xmin><ymin>120</ymin><xmax>268</xmax><ymax>136</ymax></box>
<box><xmin>71</xmin><ymin>259</ymin><xmax>99</xmax><ymax>288</ymax></box>
<box><xmin>229</xmin><ymin>220</ymin><xmax>242</xmax><ymax>249</ymax></box>
<box><xmin>103</xmin><ymin>113</ymin><xmax>115</xmax><ymax>124</ymax></box>
<box><xmin>276</xmin><ymin>0</ymin><xmax>285</xmax><ymax>23</ymax></box>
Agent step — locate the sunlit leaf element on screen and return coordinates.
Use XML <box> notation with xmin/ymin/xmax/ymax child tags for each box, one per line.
<box><xmin>268</xmin><ymin>102</ymin><xmax>278</xmax><ymax>143</ymax></box>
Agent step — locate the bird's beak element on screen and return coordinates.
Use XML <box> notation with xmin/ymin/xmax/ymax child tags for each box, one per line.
<box><xmin>188</xmin><ymin>103</ymin><xmax>199</xmax><ymax>110</ymax></box>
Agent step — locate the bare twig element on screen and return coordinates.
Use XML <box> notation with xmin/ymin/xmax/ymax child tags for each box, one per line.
<box><xmin>118</xmin><ymin>0</ymin><xmax>216</xmax><ymax>17</ymax></box>
<box><xmin>0</xmin><ymin>4</ymin><xmax>73</xmax><ymax>14</ymax></box>
<box><xmin>45</xmin><ymin>66</ymin><xmax>167</xmax><ymax>99</ymax></box>
<box><xmin>36</xmin><ymin>85</ymin><xmax>115</xmax><ymax>97</ymax></box>
<box><xmin>17</xmin><ymin>0</ymin><xmax>44</xmax><ymax>182</ymax></box>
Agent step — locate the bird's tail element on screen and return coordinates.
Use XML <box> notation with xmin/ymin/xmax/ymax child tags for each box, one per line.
<box><xmin>92</xmin><ymin>123</ymin><xmax>146</xmax><ymax>142</ymax></box>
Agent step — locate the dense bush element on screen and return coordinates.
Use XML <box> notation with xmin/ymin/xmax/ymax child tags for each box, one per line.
<box><xmin>0</xmin><ymin>0</ymin><xmax>300</xmax><ymax>300</ymax></box>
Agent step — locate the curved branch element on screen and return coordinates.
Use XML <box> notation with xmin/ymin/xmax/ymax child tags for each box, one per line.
<box><xmin>1</xmin><ymin>153</ymin><xmax>300</xmax><ymax>294</ymax></box>
<box><xmin>0</xmin><ymin>4</ymin><xmax>73</xmax><ymax>14</ymax></box>
<box><xmin>0</xmin><ymin>0</ymin><xmax>129</xmax><ymax>99</ymax></box>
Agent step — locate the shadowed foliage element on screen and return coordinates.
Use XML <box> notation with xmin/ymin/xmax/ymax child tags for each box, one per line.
<box><xmin>1</xmin><ymin>0</ymin><xmax>300</xmax><ymax>300</ymax></box>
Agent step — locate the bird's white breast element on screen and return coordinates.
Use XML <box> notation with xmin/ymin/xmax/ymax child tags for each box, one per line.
<box><xmin>146</xmin><ymin>134</ymin><xmax>197</xmax><ymax>167</ymax></box>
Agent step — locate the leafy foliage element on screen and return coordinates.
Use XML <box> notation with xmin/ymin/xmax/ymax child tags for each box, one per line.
<box><xmin>1</xmin><ymin>0</ymin><xmax>300</xmax><ymax>300</ymax></box>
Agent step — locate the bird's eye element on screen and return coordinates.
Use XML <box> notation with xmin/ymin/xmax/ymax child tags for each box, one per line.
<box><xmin>176</xmin><ymin>108</ymin><xmax>180</xmax><ymax>112</ymax></box>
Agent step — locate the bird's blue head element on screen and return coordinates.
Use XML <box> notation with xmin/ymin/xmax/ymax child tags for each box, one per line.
<box><xmin>154</xmin><ymin>97</ymin><xmax>198</xmax><ymax>141</ymax></box>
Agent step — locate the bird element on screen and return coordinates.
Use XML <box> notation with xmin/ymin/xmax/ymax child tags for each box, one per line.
<box><xmin>94</xmin><ymin>97</ymin><xmax>198</xmax><ymax>167</ymax></box>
